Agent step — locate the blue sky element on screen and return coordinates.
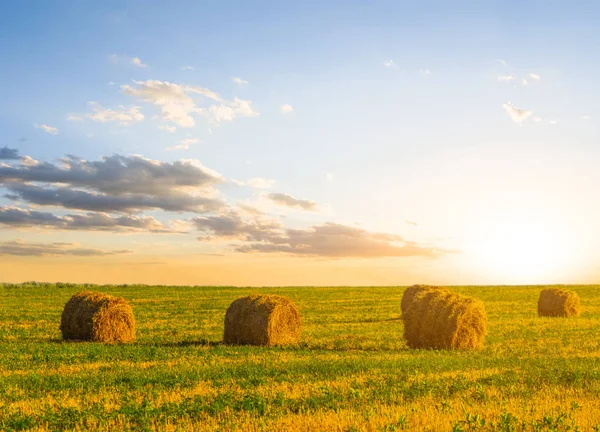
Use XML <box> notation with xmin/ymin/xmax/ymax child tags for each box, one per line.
<box><xmin>0</xmin><ymin>1</ymin><xmax>599</xmax><ymax>285</ymax></box>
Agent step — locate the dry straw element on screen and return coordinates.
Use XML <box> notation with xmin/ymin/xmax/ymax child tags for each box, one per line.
<box><xmin>401</xmin><ymin>285</ymin><xmax>449</xmax><ymax>315</ymax></box>
<box><xmin>403</xmin><ymin>287</ymin><xmax>487</xmax><ymax>350</ymax></box>
<box><xmin>60</xmin><ymin>291</ymin><xmax>136</xmax><ymax>343</ymax></box>
<box><xmin>538</xmin><ymin>288</ymin><xmax>581</xmax><ymax>317</ymax></box>
<box><xmin>224</xmin><ymin>294</ymin><xmax>302</xmax><ymax>346</ymax></box>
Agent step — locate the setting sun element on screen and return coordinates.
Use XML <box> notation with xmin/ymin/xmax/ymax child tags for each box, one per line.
<box><xmin>469</xmin><ymin>211</ymin><xmax>577</xmax><ymax>283</ymax></box>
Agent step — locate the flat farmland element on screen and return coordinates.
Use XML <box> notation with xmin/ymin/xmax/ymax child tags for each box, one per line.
<box><xmin>1</xmin><ymin>284</ymin><xmax>600</xmax><ymax>431</ymax></box>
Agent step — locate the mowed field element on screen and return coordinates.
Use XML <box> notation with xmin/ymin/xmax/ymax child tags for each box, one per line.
<box><xmin>1</xmin><ymin>284</ymin><xmax>600</xmax><ymax>432</ymax></box>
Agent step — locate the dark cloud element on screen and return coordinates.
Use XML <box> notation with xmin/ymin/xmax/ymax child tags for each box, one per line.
<box><xmin>0</xmin><ymin>154</ymin><xmax>225</xmax><ymax>213</ymax></box>
<box><xmin>193</xmin><ymin>209</ymin><xmax>450</xmax><ymax>258</ymax></box>
<box><xmin>0</xmin><ymin>154</ymin><xmax>222</xmax><ymax>194</ymax></box>
<box><xmin>0</xmin><ymin>240</ymin><xmax>131</xmax><ymax>257</ymax></box>
<box><xmin>0</xmin><ymin>206</ymin><xmax>183</xmax><ymax>233</ymax></box>
<box><xmin>0</xmin><ymin>147</ymin><xmax>20</xmax><ymax>160</ymax></box>
<box><xmin>236</xmin><ymin>222</ymin><xmax>447</xmax><ymax>258</ymax></box>
<box><xmin>193</xmin><ymin>211</ymin><xmax>281</xmax><ymax>241</ymax></box>
<box><xmin>266</xmin><ymin>193</ymin><xmax>318</xmax><ymax>211</ymax></box>
<box><xmin>4</xmin><ymin>183</ymin><xmax>224</xmax><ymax>214</ymax></box>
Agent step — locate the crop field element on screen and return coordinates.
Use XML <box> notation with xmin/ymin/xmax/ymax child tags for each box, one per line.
<box><xmin>1</xmin><ymin>284</ymin><xmax>600</xmax><ymax>431</ymax></box>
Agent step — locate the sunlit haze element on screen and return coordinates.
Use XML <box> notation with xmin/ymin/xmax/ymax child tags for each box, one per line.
<box><xmin>1</xmin><ymin>1</ymin><xmax>599</xmax><ymax>285</ymax></box>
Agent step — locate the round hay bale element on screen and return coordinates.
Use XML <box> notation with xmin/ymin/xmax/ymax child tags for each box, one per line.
<box><xmin>538</xmin><ymin>288</ymin><xmax>580</xmax><ymax>317</ymax></box>
<box><xmin>224</xmin><ymin>294</ymin><xmax>301</xmax><ymax>346</ymax></box>
<box><xmin>401</xmin><ymin>284</ymin><xmax>449</xmax><ymax>315</ymax></box>
<box><xmin>403</xmin><ymin>288</ymin><xmax>487</xmax><ymax>350</ymax></box>
<box><xmin>60</xmin><ymin>291</ymin><xmax>136</xmax><ymax>343</ymax></box>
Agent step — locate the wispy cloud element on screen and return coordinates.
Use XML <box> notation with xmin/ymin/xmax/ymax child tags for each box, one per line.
<box><xmin>280</xmin><ymin>104</ymin><xmax>293</xmax><ymax>114</ymax></box>
<box><xmin>35</xmin><ymin>124</ymin><xmax>59</xmax><ymax>135</ymax></box>
<box><xmin>165</xmin><ymin>138</ymin><xmax>200</xmax><ymax>151</ymax></box>
<box><xmin>405</xmin><ymin>220</ymin><xmax>418</xmax><ymax>226</ymax></box>
<box><xmin>502</xmin><ymin>102</ymin><xmax>533</xmax><ymax>124</ymax></box>
<box><xmin>67</xmin><ymin>102</ymin><xmax>144</xmax><ymax>126</ymax></box>
<box><xmin>231</xmin><ymin>77</ymin><xmax>248</xmax><ymax>86</ymax></box>
<box><xmin>231</xmin><ymin>178</ymin><xmax>276</xmax><ymax>189</ymax></box>
<box><xmin>0</xmin><ymin>206</ymin><xmax>183</xmax><ymax>233</ymax></box>
<box><xmin>529</xmin><ymin>73</ymin><xmax>541</xmax><ymax>80</ymax></box>
<box><xmin>181</xmin><ymin>65</ymin><xmax>195</xmax><ymax>70</ymax></box>
<box><xmin>498</xmin><ymin>75</ymin><xmax>515</xmax><ymax>82</ymax></box>
<box><xmin>158</xmin><ymin>125</ymin><xmax>177</xmax><ymax>133</ymax></box>
<box><xmin>109</xmin><ymin>54</ymin><xmax>149</xmax><ymax>68</ymax></box>
<box><xmin>0</xmin><ymin>239</ymin><xmax>131</xmax><ymax>257</ymax></box>
<box><xmin>236</xmin><ymin>221</ymin><xmax>451</xmax><ymax>258</ymax></box>
<box><xmin>582</xmin><ymin>115</ymin><xmax>591</xmax><ymax>121</ymax></box>
<box><xmin>131</xmin><ymin>57</ymin><xmax>148</xmax><ymax>68</ymax></box>
<box><xmin>383</xmin><ymin>60</ymin><xmax>400</xmax><ymax>69</ymax></box>
<box><xmin>266</xmin><ymin>192</ymin><xmax>317</xmax><ymax>211</ymax></box>
<box><xmin>420</xmin><ymin>68</ymin><xmax>432</xmax><ymax>76</ymax></box>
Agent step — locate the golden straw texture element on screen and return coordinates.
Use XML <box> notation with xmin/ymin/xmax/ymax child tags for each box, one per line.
<box><xmin>224</xmin><ymin>294</ymin><xmax>302</xmax><ymax>346</ymax></box>
<box><xmin>538</xmin><ymin>288</ymin><xmax>581</xmax><ymax>317</ymax></box>
<box><xmin>60</xmin><ymin>291</ymin><xmax>136</xmax><ymax>343</ymax></box>
<box><xmin>401</xmin><ymin>285</ymin><xmax>449</xmax><ymax>315</ymax></box>
<box><xmin>403</xmin><ymin>288</ymin><xmax>487</xmax><ymax>350</ymax></box>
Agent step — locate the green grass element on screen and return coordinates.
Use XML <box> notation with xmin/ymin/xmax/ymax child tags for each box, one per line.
<box><xmin>1</xmin><ymin>283</ymin><xmax>600</xmax><ymax>431</ymax></box>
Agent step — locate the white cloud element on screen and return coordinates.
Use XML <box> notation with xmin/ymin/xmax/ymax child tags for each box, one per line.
<box><xmin>186</xmin><ymin>85</ymin><xmax>223</xmax><ymax>102</ymax></box>
<box><xmin>582</xmin><ymin>115</ymin><xmax>591</xmax><ymax>121</ymax></box>
<box><xmin>529</xmin><ymin>73</ymin><xmax>541</xmax><ymax>80</ymax></box>
<box><xmin>207</xmin><ymin>97</ymin><xmax>259</xmax><ymax>124</ymax></box>
<box><xmin>181</xmin><ymin>65</ymin><xmax>195</xmax><ymax>70</ymax></box>
<box><xmin>502</xmin><ymin>102</ymin><xmax>533</xmax><ymax>124</ymax></box>
<box><xmin>35</xmin><ymin>124</ymin><xmax>59</xmax><ymax>135</ymax></box>
<box><xmin>383</xmin><ymin>60</ymin><xmax>396</xmax><ymax>68</ymax></box>
<box><xmin>159</xmin><ymin>125</ymin><xmax>177</xmax><ymax>133</ymax></box>
<box><xmin>421</xmin><ymin>68</ymin><xmax>432</xmax><ymax>76</ymax></box>
<box><xmin>232</xmin><ymin>77</ymin><xmax>248</xmax><ymax>86</ymax></box>
<box><xmin>326</xmin><ymin>173</ymin><xmax>334</xmax><ymax>181</ymax></box>
<box><xmin>131</xmin><ymin>57</ymin><xmax>148</xmax><ymax>68</ymax></box>
<box><xmin>122</xmin><ymin>79</ymin><xmax>259</xmax><ymax>127</ymax></box>
<box><xmin>165</xmin><ymin>138</ymin><xmax>200</xmax><ymax>151</ymax></box>
<box><xmin>20</xmin><ymin>156</ymin><xmax>39</xmax><ymax>167</ymax></box>
<box><xmin>122</xmin><ymin>80</ymin><xmax>200</xmax><ymax>127</ymax></box>
<box><xmin>68</xmin><ymin>102</ymin><xmax>144</xmax><ymax>126</ymax></box>
<box><xmin>533</xmin><ymin>117</ymin><xmax>543</xmax><ymax>122</ymax></box>
<box><xmin>521</xmin><ymin>78</ymin><xmax>528</xmax><ymax>86</ymax></box>
<box><xmin>280</xmin><ymin>104</ymin><xmax>293</xmax><ymax>114</ymax></box>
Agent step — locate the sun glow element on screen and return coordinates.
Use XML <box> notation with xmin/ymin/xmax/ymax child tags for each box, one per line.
<box><xmin>469</xmin><ymin>211</ymin><xmax>578</xmax><ymax>283</ymax></box>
